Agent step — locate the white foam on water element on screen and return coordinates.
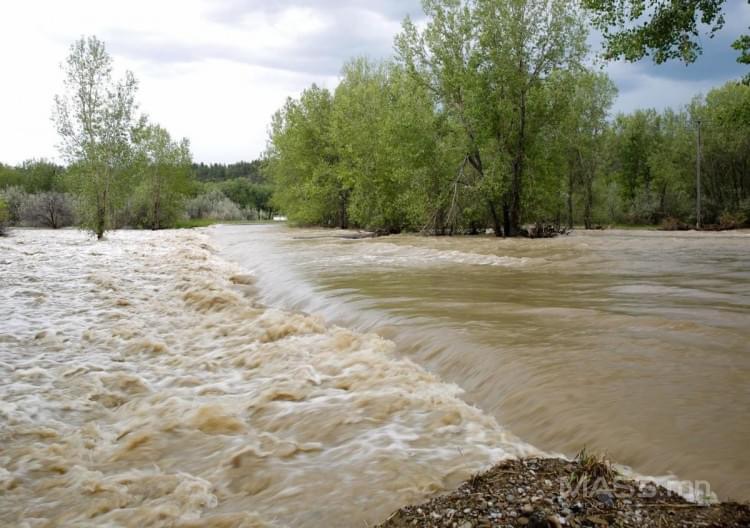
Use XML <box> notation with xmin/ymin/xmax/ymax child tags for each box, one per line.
<box><xmin>0</xmin><ymin>229</ymin><xmax>538</xmax><ymax>528</ymax></box>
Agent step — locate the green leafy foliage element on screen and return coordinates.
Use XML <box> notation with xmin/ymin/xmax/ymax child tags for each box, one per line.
<box><xmin>582</xmin><ymin>0</ymin><xmax>728</xmax><ymax>63</ymax></box>
<box><xmin>268</xmin><ymin>85</ymin><xmax>349</xmax><ymax>227</ymax></box>
<box><xmin>53</xmin><ymin>36</ymin><xmax>140</xmax><ymax>238</ymax></box>
<box><xmin>130</xmin><ymin>123</ymin><xmax>193</xmax><ymax>229</ymax></box>
<box><xmin>0</xmin><ymin>197</ymin><xmax>9</xmax><ymax>235</ymax></box>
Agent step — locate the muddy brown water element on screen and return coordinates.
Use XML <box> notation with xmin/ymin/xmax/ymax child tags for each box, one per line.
<box><xmin>1</xmin><ymin>226</ymin><xmax>747</xmax><ymax>528</ymax></box>
<box><xmin>213</xmin><ymin>225</ymin><xmax>750</xmax><ymax>503</ymax></box>
<box><xmin>0</xmin><ymin>229</ymin><xmax>533</xmax><ymax>528</ymax></box>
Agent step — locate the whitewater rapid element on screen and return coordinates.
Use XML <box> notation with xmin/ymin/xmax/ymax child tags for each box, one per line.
<box><xmin>0</xmin><ymin>229</ymin><xmax>536</xmax><ymax>527</ymax></box>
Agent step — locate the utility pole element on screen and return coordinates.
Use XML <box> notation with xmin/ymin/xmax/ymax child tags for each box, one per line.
<box><xmin>696</xmin><ymin>119</ymin><xmax>702</xmax><ymax>230</ymax></box>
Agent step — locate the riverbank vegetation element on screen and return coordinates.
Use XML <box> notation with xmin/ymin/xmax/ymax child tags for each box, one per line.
<box><xmin>2</xmin><ymin>1</ymin><xmax>748</xmax><ymax>239</ymax></box>
<box><xmin>0</xmin><ymin>157</ymin><xmax>275</xmax><ymax>234</ymax></box>
<box><xmin>267</xmin><ymin>0</ymin><xmax>750</xmax><ymax>236</ymax></box>
<box><xmin>0</xmin><ymin>37</ymin><xmax>274</xmax><ymax>238</ymax></box>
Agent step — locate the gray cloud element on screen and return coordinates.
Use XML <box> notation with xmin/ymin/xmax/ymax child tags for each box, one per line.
<box><xmin>106</xmin><ymin>0</ymin><xmax>748</xmax><ymax>112</ymax></box>
<box><xmin>205</xmin><ymin>0</ymin><xmax>424</xmax><ymax>24</ymax></box>
<box><xmin>106</xmin><ymin>2</ymin><xmax>424</xmax><ymax>76</ymax></box>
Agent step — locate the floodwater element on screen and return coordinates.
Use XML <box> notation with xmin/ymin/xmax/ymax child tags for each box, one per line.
<box><xmin>1</xmin><ymin>226</ymin><xmax>748</xmax><ymax>528</ymax></box>
<box><xmin>213</xmin><ymin>225</ymin><xmax>750</xmax><ymax>503</ymax></box>
<box><xmin>0</xmin><ymin>229</ymin><xmax>534</xmax><ymax>528</ymax></box>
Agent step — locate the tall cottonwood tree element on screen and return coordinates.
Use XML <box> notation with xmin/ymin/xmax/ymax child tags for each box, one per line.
<box><xmin>332</xmin><ymin>59</ymin><xmax>456</xmax><ymax>233</ymax></box>
<box><xmin>397</xmin><ymin>0</ymin><xmax>588</xmax><ymax>235</ymax></box>
<box><xmin>562</xmin><ymin>71</ymin><xmax>617</xmax><ymax>228</ymax></box>
<box><xmin>268</xmin><ymin>85</ymin><xmax>349</xmax><ymax>227</ymax></box>
<box><xmin>53</xmin><ymin>36</ymin><xmax>138</xmax><ymax>239</ymax></box>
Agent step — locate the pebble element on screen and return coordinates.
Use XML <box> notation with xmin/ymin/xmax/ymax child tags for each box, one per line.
<box><xmin>596</xmin><ymin>492</ymin><xmax>615</xmax><ymax>508</ymax></box>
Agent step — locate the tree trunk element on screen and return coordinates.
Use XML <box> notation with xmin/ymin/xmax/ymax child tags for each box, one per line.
<box><xmin>338</xmin><ymin>190</ymin><xmax>349</xmax><ymax>229</ymax></box>
<box><xmin>96</xmin><ymin>190</ymin><xmax>106</xmax><ymax>240</ymax></box>
<box><xmin>488</xmin><ymin>200</ymin><xmax>503</xmax><ymax>237</ymax></box>
<box><xmin>507</xmin><ymin>91</ymin><xmax>527</xmax><ymax>236</ymax></box>
<box><xmin>503</xmin><ymin>202</ymin><xmax>512</xmax><ymax>238</ymax></box>
<box><xmin>567</xmin><ymin>160</ymin><xmax>574</xmax><ymax>230</ymax></box>
<box><xmin>583</xmin><ymin>176</ymin><xmax>593</xmax><ymax>230</ymax></box>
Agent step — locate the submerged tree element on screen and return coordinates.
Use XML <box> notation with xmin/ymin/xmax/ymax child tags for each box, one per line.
<box><xmin>53</xmin><ymin>36</ymin><xmax>139</xmax><ymax>239</ymax></box>
<box><xmin>132</xmin><ymin>123</ymin><xmax>192</xmax><ymax>230</ymax></box>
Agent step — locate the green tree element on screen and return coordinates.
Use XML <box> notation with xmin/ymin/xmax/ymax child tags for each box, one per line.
<box><xmin>220</xmin><ymin>178</ymin><xmax>273</xmax><ymax>219</ymax></box>
<box><xmin>0</xmin><ymin>197</ymin><xmax>9</xmax><ymax>235</ymax></box>
<box><xmin>562</xmin><ymin>71</ymin><xmax>618</xmax><ymax>228</ymax></box>
<box><xmin>0</xmin><ymin>164</ymin><xmax>23</xmax><ymax>190</ymax></box>
<box><xmin>398</xmin><ymin>0</ymin><xmax>588</xmax><ymax>235</ymax></box>
<box><xmin>18</xmin><ymin>160</ymin><xmax>66</xmax><ymax>193</ymax></box>
<box><xmin>267</xmin><ymin>85</ymin><xmax>349</xmax><ymax>227</ymax></box>
<box><xmin>734</xmin><ymin>33</ymin><xmax>750</xmax><ymax>83</ymax></box>
<box><xmin>583</xmin><ymin>0</ymin><xmax>749</xmax><ymax>82</ymax></box>
<box><xmin>132</xmin><ymin>123</ymin><xmax>193</xmax><ymax>229</ymax></box>
<box><xmin>691</xmin><ymin>82</ymin><xmax>750</xmax><ymax>222</ymax></box>
<box><xmin>331</xmin><ymin>59</ymin><xmax>454</xmax><ymax>233</ymax></box>
<box><xmin>53</xmin><ymin>36</ymin><xmax>139</xmax><ymax>239</ymax></box>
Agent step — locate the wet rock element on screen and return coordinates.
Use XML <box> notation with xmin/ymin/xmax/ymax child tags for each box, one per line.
<box><xmin>595</xmin><ymin>492</ymin><xmax>614</xmax><ymax>508</ymax></box>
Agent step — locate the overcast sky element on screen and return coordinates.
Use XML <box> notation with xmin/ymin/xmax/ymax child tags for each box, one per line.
<box><xmin>0</xmin><ymin>0</ymin><xmax>748</xmax><ymax>164</ymax></box>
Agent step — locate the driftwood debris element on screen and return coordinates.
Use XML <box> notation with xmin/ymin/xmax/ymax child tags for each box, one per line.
<box><xmin>525</xmin><ymin>223</ymin><xmax>570</xmax><ymax>239</ymax></box>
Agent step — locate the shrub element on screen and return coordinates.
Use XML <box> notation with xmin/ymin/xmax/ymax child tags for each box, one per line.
<box><xmin>185</xmin><ymin>191</ymin><xmax>244</xmax><ymax>221</ymax></box>
<box><xmin>0</xmin><ymin>197</ymin><xmax>9</xmax><ymax>235</ymax></box>
<box><xmin>1</xmin><ymin>186</ymin><xmax>27</xmax><ymax>224</ymax></box>
<box><xmin>20</xmin><ymin>192</ymin><xmax>76</xmax><ymax>228</ymax></box>
<box><xmin>660</xmin><ymin>216</ymin><xmax>690</xmax><ymax>231</ymax></box>
<box><xmin>718</xmin><ymin>210</ymin><xmax>747</xmax><ymax>230</ymax></box>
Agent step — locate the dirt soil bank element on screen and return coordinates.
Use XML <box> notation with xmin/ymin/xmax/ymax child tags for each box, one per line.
<box><xmin>378</xmin><ymin>458</ymin><xmax>750</xmax><ymax>528</ymax></box>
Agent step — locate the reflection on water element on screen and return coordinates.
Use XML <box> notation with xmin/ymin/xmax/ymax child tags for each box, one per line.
<box><xmin>0</xmin><ymin>229</ymin><xmax>534</xmax><ymax>528</ymax></box>
<box><xmin>214</xmin><ymin>225</ymin><xmax>750</xmax><ymax>501</ymax></box>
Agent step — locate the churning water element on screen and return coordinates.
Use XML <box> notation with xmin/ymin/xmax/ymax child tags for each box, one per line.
<box><xmin>2</xmin><ymin>226</ymin><xmax>748</xmax><ymax>527</ymax></box>
<box><xmin>214</xmin><ymin>225</ymin><xmax>750</xmax><ymax>503</ymax></box>
<box><xmin>0</xmin><ymin>229</ymin><xmax>535</xmax><ymax>528</ymax></box>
